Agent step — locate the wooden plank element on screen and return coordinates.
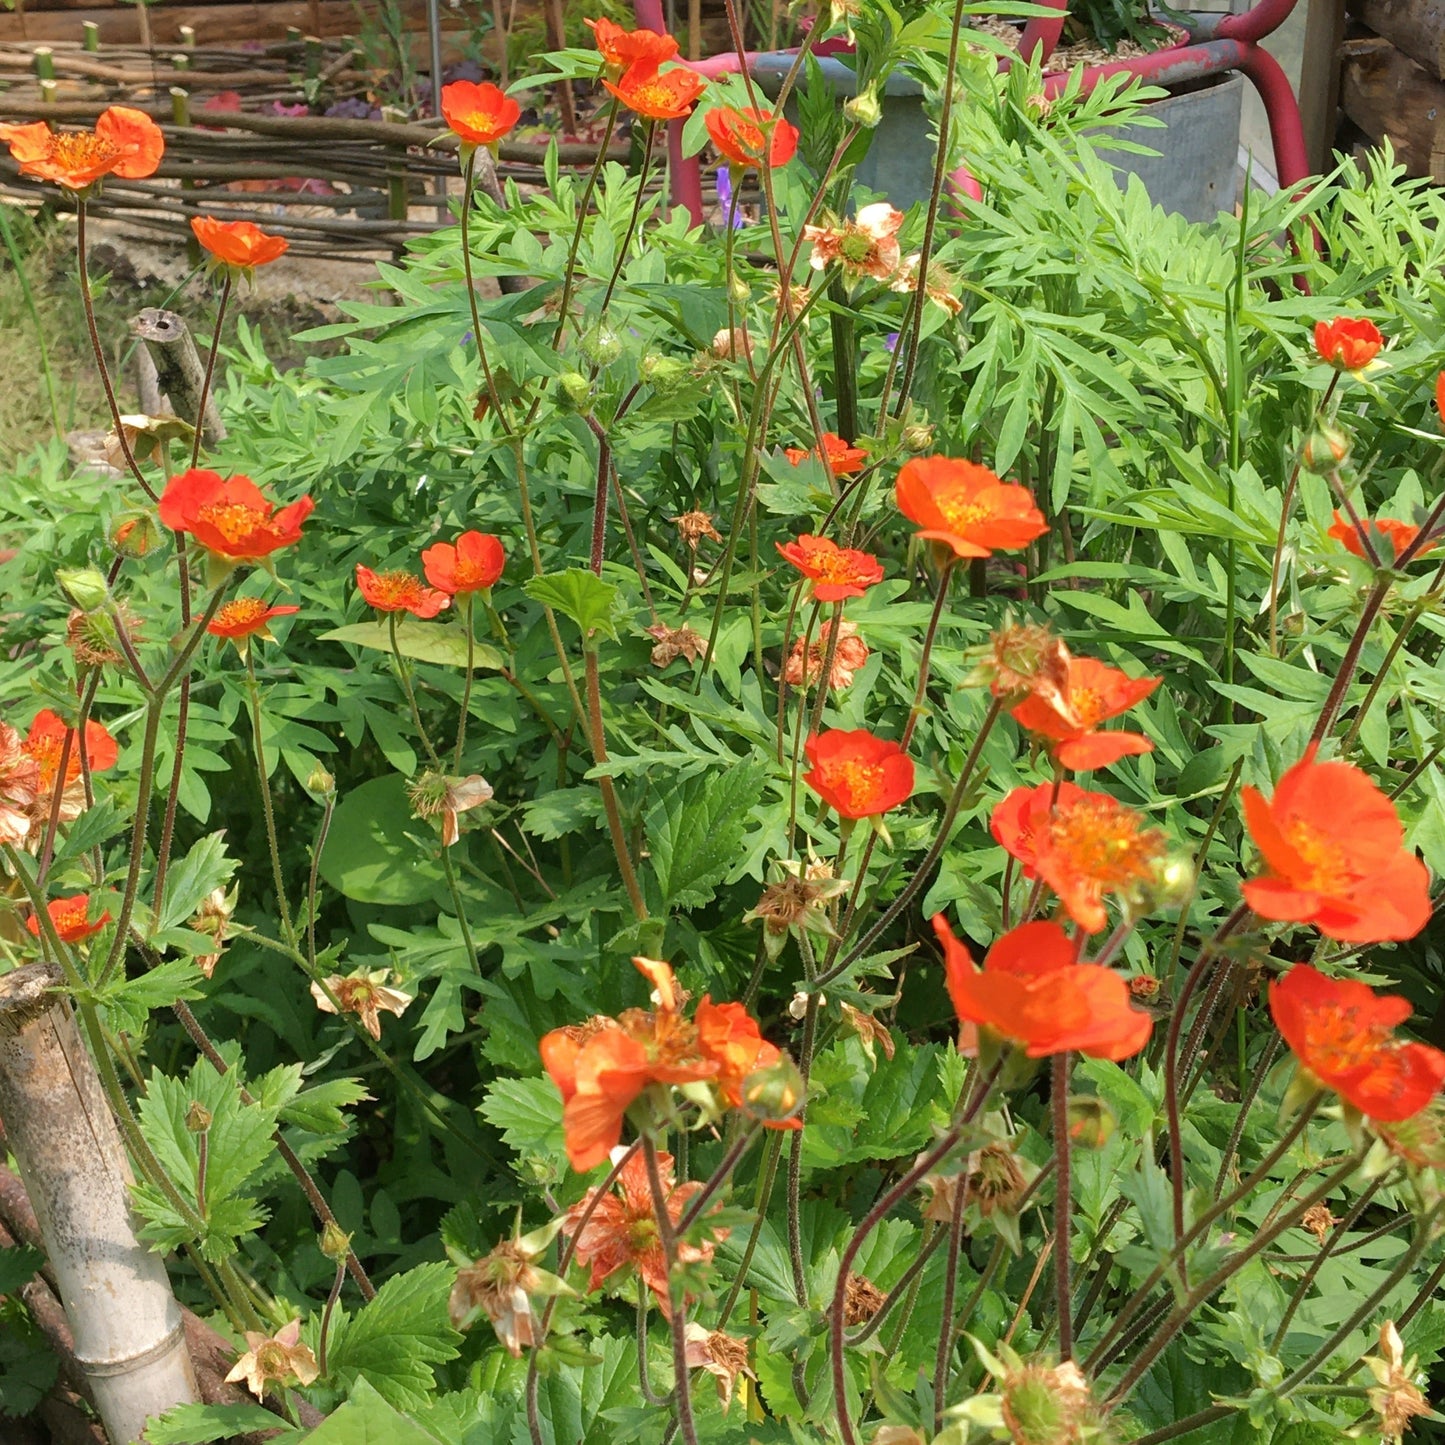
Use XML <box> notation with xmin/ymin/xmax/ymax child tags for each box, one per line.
<box><xmin>0</xmin><ymin>0</ymin><xmax>469</xmax><ymax>45</ymax></box>
<box><xmin>1299</xmin><ymin>0</ymin><xmax>1349</xmax><ymax>170</ymax></box>
<box><xmin>1351</xmin><ymin>0</ymin><xmax>1445</xmax><ymax>74</ymax></box>
<box><xmin>1339</xmin><ymin>33</ymin><xmax>1445</xmax><ymax>176</ymax></box>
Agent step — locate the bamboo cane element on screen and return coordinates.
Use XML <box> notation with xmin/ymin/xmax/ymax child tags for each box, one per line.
<box><xmin>0</xmin><ymin>964</ymin><xmax>199</xmax><ymax>1445</ymax></box>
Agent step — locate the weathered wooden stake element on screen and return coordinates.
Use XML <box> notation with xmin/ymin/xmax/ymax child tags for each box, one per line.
<box><xmin>130</xmin><ymin>308</ymin><xmax>226</xmax><ymax>445</ymax></box>
<box><xmin>0</xmin><ymin>965</ymin><xmax>199</xmax><ymax>1445</ymax></box>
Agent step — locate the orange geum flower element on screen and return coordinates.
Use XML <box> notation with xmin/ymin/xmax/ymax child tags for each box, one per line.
<box><xmin>895</xmin><ymin>456</ymin><xmax>1048</xmax><ymax>560</ymax></box>
<box><xmin>1241</xmin><ymin>746</ymin><xmax>1430</xmax><ymax>943</ymax></box>
<box><xmin>1327</xmin><ymin>510</ymin><xmax>1434</xmax><ymax>564</ymax></box>
<box><xmin>785</xmin><ymin>431</ymin><xmax>869</xmax><ymax>476</ymax></box>
<box><xmin>695</xmin><ymin>996</ymin><xmax>801</xmax><ymax>1128</ymax></box>
<box><xmin>1269</xmin><ymin>965</ymin><xmax>1445</xmax><ymax>1121</ymax></box>
<box><xmin>421</xmin><ymin>530</ymin><xmax>505</xmax><ymax>596</ymax></box>
<box><xmin>1314</xmin><ymin>316</ymin><xmax>1383</xmax><ymax>372</ymax></box>
<box><xmin>190</xmin><ymin>215</ymin><xmax>289</xmax><ymax>270</ymax></box>
<box><xmin>777</xmin><ymin>534</ymin><xmax>884</xmax><ymax>602</ymax></box>
<box><xmin>541</xmin><ymin>956</ymin><xmax>719</xmax><ymax>1172</ymax></box>
<box><xmin>992</xmin><ymin>782</ymin><xmax>1168</xmax><ymax>934</ymax></box>
<box><xmin>355</xmin><ymin>565</ymin><xmax>450</xmax><ymax>619</ymax></box>
<box><xmin>1009</xmin><ymin>654</ymin><xmax>1160</xmax><ymax>771</ymax></box>
<box><xmin>585</xmin><ymin>15</ymin><xmax>679</xmax><ymax>71</ymax></box>
<box><xmin>932</xmin><ymin>915</ymin><xmax>1152</xmax><ymax>1060</ymax></box>
<box><xmin>440</xmin><ymin>79</ymin><xmax>521</xmax><ymax>148</ymax></box>
<box><xmin>25</xmin><ymin>893</ymin><xmax>111</xmax><ymax>944</ymax></box>
<box><xmin>705</xmin><ymin>105</ymin><xmax>798</xmax><ymax>170</ymax></box>
<box><xmin>604</xmin><ymin>61</ymin><xmax>707</xmax><ymax>121</ymax></box>
<box><xmin>803</xmin><ymin>202</ymin><xmax>904</xmax><ymax>282</ymax></box>
<box><xmin>564</xmin><ymin>1148</ymin><xmax>724</xmax><ymax>1318</ymax></box>
<box><xmin>207</xmin><ymin>597</ymin><xmax>299</xmax><ymax>656</ymax></box>
<box><xmin>24</xmin><ymin>710</ymin><xmax>118</xmax><ymax>793</ymax></box>
<box><xmin>0</xmin><ymin>106</ymin><xmax>163</xmax><ymax>191</ymax></box>
<box><xmin>803</xmin><ymin>729</ymin><xmax>914</xmax><ymax>820</ymax></box>
<box><xmin>1436</xmin><ymin>371</ymin><xmax>1445</xmax><ymax>428</ymax></box>
<box><xmin>158</xmin><ymin>469</ymin><xmax>313</xmax><ymax>565</ymax></box>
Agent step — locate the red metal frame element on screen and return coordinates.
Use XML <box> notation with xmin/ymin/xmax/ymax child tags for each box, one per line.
<box><xmin>633</xmin><ymin>0</ymin><xmax>1308</xmax><ymax>223</ymax></box>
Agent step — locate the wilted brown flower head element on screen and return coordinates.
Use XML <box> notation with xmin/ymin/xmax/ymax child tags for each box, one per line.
<box><xmin>890</xmin><ymin>253</ymin><xmax>964</xmax><ymax>314</ymax></box>
<box><xmin>803</xmin><ymin>203</ymin><xmax>904</xmax><ymax>282</ymax></box>
<box><xmin>839</xmin><ymin>1001</ymin><xmax>896</xmax><ymax>1062</ymax></box>
<box><xmin>970</xmin><ymin>622</ymin><xmax>1073</xmax><ymax>706</ymax></box>
<box><xmin>783</xmin><ymin>619</ymin><xmax>870</xmax><ymax>692</ymax></box>
<box><xmin>842</xmin><ymin>1273</ymin><xmax>887</xmax><ymax>1326</ymax></box>
<box><xmin>0</xmin><ymin>722</ymin><xmax>41</xmax><ymax>848</ymax></box>
<box><xmin>1128</xmin><ymin>974</ymin><xmax>1161</xmax><ymax>1000</ymax></box>
<box><xmin>672</xmin><ymin>510</ymin><xmax>723</xmax><ymax>550</ymax></box>
<box><xmin>920</xmin><ymin>1170</ymin><xmax>962</xmax><ymax>1224</ymax></box>
<box><xmin>645</xmin><ymin>622</ymin><xmax>709</xmax><ymax>668</ymax></box>
<box><xmin>192</xmin><ymin>885</ymin><xmax>237</xmax><ymax>979</ymax></box>
<box><xmin>1300</xmin><ymin>1203</ymin><xmax>1338</xmax><ymax>1244</ymax></box>
<box><xmin>1367</xmin><ymin>1322</ymin><xmax>1430</xmax><ymax>1443</ymax></box>
<box><xmin>408</xmin><ymin>771</ymin><xmax>493</xmax><ymax>847</ymax></box>
<box><xmin>964</xmin><ymin>1142</ymin><xmax>1028</xmax><ymax>1217</ymax></box>
<box><xmin>710</xmin><ymin>326</ymin><xmax>757</xmax><ymax>362</ymax></box>
<box><xmin>450</xmin><ymin>1239</ymin><xmax>543</xmax><ymax>1357</ymax></box>
<box><xmin>223</xmin><ymin>1319</ymin><xmax>318</xmax><ymax>1400</ymax></box>
<box><xmin>1001</xmin><ymin>1357</ymin><xmax>1097</xmax><ymax>1445</ymax></box>
<box><xmin>743</xmin><ymin>858</ymin><xmax>848</xmax><ymax>956</ymax></box>
<box><xmin>311</xmin><ymin>968</ymin><xmax>412</xmax><ymax>1040</ymax></box>
<box><xmin>66</xmin><ymin>605</ymin><xmax>138</xmax><ymax>669</ymax></box>
<box><xmin>684</xmin><ymin>1324</ymin><xmax>755</xmax><ymax>1411</ymax></box>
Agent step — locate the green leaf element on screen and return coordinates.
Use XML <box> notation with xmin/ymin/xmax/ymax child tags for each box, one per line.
<box><xmin>523</xmin><ymin>569</ymin><xmax>622</xmax><ymax>643</ymax></box>
<box><xmin>305</xmin><ymin>1378</ymin><xmax>446</xmax><ymax>1445</ymax></box>
<box><xmin>155</xmin><ymin>831</ymin><xmax>237</xmax><ymax>934</ymax></box>
<box><xmin>93</xmin><ymin>957</ymin><xmax>206</xmax><ymax>1037</ymax></box>
<box><xmin>478</xmin><ymin>1076</ymin><xmax>565</xmax><ymax>1161</ymax></box>
<box><xmin>0</xmin><ymin>1243</ymin><xmax>44</xmax><ymax>1296</ymax></box>
<box><xmin>322</xmin><ymin>1262</ymin><xmax>462</xmax><ymax>1413</ymax></box>
<box><xmin>142</xmin><ymin>1402</ymin><xmax>301</xmax><ymax>1443</ymax></box>
<box><xmin>645</xmin><ymin>761</ymin><xmax>766</xmax><ymax>911</ymax></box>
<box><xmin>279</xmin><ymin>1077</ymin><xmax>371</xmax><ymax>1135</ymax></box>
<box><xmin>520</xmin><ymin>786</ymin><xmax>604</xmax><ymax>841</ymax></box>
<box><xmin>318</xmin><ymin>775</ymin><xmax>446</xmax><ymax>906</ymax></box>
<box><xmin>802</xmin><ymin>1038</ymin><xmax>947</xmax><ymax>1170</ymax></box>
<box><xmin>521</xmin><ymin>1333</ymin><xmax>637</xmax><ymax>1445</ymax></box>
<box><xmin>321</xmin><ymin>620</ymin><xmax>504</xmax><ymax>670</ymax></box>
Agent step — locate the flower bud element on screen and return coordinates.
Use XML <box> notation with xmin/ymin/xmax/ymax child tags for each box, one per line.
<box><xmin>556</xmin><ymin>372</ymin><xmax>592</xmax><ymax>412</ymax></box>
<box><xmin>1066</xmin><ymin>1095</ymin><xmax>1115</xmax><ymax>1149</ymax></box>
<box><xmin>185</xmin><ymin>1100</ymin><xmax>213</xmax><ymax>1133</ymax></box>
<box><xmin>1150</xmin><ymin>852</ymin><xmax>1196</xmax><ymax>910</ymax></box>
<box><xmin>741</xmin><ymin>1054</ymin><xmax>806</xmax><ymax>1125</ymax></box>
<box><xmin>640</xmin><ymin>354</ymin><xmax>691</xmax><ymax>396</ymax></box>
<box><xmin>901</xmin><ymin>420</ymin><xmax>935</xmax><ymax>453</ymax></box>
<box><xmin>56</xmin><ymin>567</ymin><xmax>111</xmax><ymax>611</ymax></box>
<box><xmin>320</xmin><ymin>1220</ymin><xmax>353</xmax><ymax>1260</ymax></box>
<box><xmin>112</xmin><ymin>512</ymin><xmax>161</xmax><ymax>558</ymax></box>
<box><xmin>728</xmin><ymin>272</ymin><xmax>751</xmax><ymax>305</ymax></box>
<box><xmin>581</xmin><ymin>327</ymin><xmax>621</xmax><ymax>366</ymax></box>
<box><xmin>1301</xmin><ymin>421</ymin><xmax>1352</xmax><ymax>475</ymax></box>
<box><xmin>306</xmin><ymin>765</ymin><xmax>336</xmax><ymax>798</ymax></box>
<box><xmin>843</xmin><ymin>86</ymin><xmax>883</xmax><ymax>129</ymax></box>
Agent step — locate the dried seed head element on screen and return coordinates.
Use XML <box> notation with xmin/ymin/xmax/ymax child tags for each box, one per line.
<box><xmin>1300</xmin><ymin>1203</ymin><xmax>1337</xmax><ymax>1244</ymax></box>
<box><xmin>1000</xmin><ymin>1358</ymin><xmax>1097</xmax><ymax>1445</ymax></box>
<box><xmin>964</xmin><ymin>1142</ymin><xmax>1028</xmax><ymax>1217</ymax></box>
<box><xmin>842</xmin><ymin>1273</ymin><xmax>887</xmax><ymax>1326</ymax></box>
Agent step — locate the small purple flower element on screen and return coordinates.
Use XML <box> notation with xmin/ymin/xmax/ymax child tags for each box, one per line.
<box><xmin>884</xmin><ymin>331</ymin><xmax>900</xmax><ymax>353</ymax></box>
<box><xmin>715</xmin><ymin>167</ymin><xmax>747</xmax><ymax>230</ymax></box>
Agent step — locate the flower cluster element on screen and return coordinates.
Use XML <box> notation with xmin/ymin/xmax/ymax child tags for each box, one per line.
<box><xmin>541</xmin><ymin>956</ymin><xmax>800</xmax><ymax>1171</ymax></box>
<box><xmin>356</xmin><ymin>529</ymin><xmax>506</xmax><ymax>618</ymax></box>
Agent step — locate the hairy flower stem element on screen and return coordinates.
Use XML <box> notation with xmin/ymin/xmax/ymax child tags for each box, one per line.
<box><xmin>1338</xmin><ymin>587</ymin><xmax>1437</xmax><ymax>754</ymax></box>
<box><xmin>550</xmin><ymin>96</ymin><xmax>620</xmax><ymax>352</ymax></box>
<box><xmin>1270</xmin><ymin>1173</ymin><xmax>1386</xmax><ymax>1352</ymax></box>
<box><xmin>1164</xmin><ymin>903</ymin><xmax>1249</xmax><ymax>1242</ymax></box>
<box><xmin>1310</xmin><ymin>574</ymin><xmax>1391</xmax><ymax>746</ymax></box>
<box><xmin>459</xmin><ymin>150</ymin><xmax>506</xmax><ymax>426</ymax></box>
<box><xmin>1052</xmin><ymin>1050</ymin><xmax>1075</xmax><ymax>1360</ymax></box>
<box><xmin>641</xmin><ymin>1138</ymin><xmax>701</xmax><ymax>1445</ymax></box>
<box><xmin>679</xmin><ymin>1120</ymin><xmax>763</xmax><ymax>1234</ymax></box>
<box><xmin>933</xmin><ymin>1165</ymin><xmax>970</xmax><ymax>1428</ymax></box>
<box><xmin>386</xmin><ymin>612</ymin><xmax>443</xmax><ymax>769</ymax></box>
<box><xmin>1267</xmin><ymin>371</ymin><xmax>1340</xmax><ymax>650</ymax></box>
<box><xmin>715</xmin><ymin>1128</ymin><xmax>784</xmax><ymax>1331</ymax></box>
<box><xmin>816</xmin><ymin>698</ymin><xmax>1002</xmax><ymax>989</ymax></box>
<box><xmin>598</xmin><ymin>122</ymin><xmax>656</xmax><ymax>317</ymax></box>
<box><xmin>34</xmin><ymin>686</ymin><xmax>82</xmax><ymax>887</ymax></box>
<box><xmin>170</xmin><ymin>998</ymin><xmax>374</xmax><ymax>1297</ymax></box>
<box><xmin>583</xmin><ymin>647</ymin><xmax>649</xmax><ymax>921</ymax></box>
<box><xmin>317</xmin><ymin>1260</ymin><xmax>346</xmax><ymax>1377</ymax></box>
<box><xmin>454</xmin><ymin>595</ymin><xmax>477</xmax><ymax>770</ymax></box>
<box><xmin>189</xmin><ymin>269</ymin><xmax>232</xmax><ymax>469</ymax></box>
<box><xmin>1212</xmin><ymin>1032</ymin><xmax>1281</xmax><ymax>1198</ymax></box>
<box><xmin>585</xmin><ymin>415</ymin><xmax>612</xmax><ymax>576</ymax></box>
<box><xmin>830</xmin><ymin>1060</ymin><xmax>1002</xmax><ymax>1445</ymax></box>
<box><xmin>1086</xmin><ymin>1097</ymin><xmax>1325</xmax><ymax>1373</ymax></box>
<box><xmin>246</xmin><ymin>650</ymin><xmax>297</xmax><ymax>947</ymax></box>
<box><xmin>880</xmin><ymin>0</ymin><xmax>967</xmax><ymax>420</ymax></box>
<box><xmin>900</xmin><ymin>560</ymin><xmax>956</xmax><ymax>750</ymax></box>
<box><xmin>75</xmin><ymin>199</ymin><xmax>155</xmax><ymax>500</ymax></box>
